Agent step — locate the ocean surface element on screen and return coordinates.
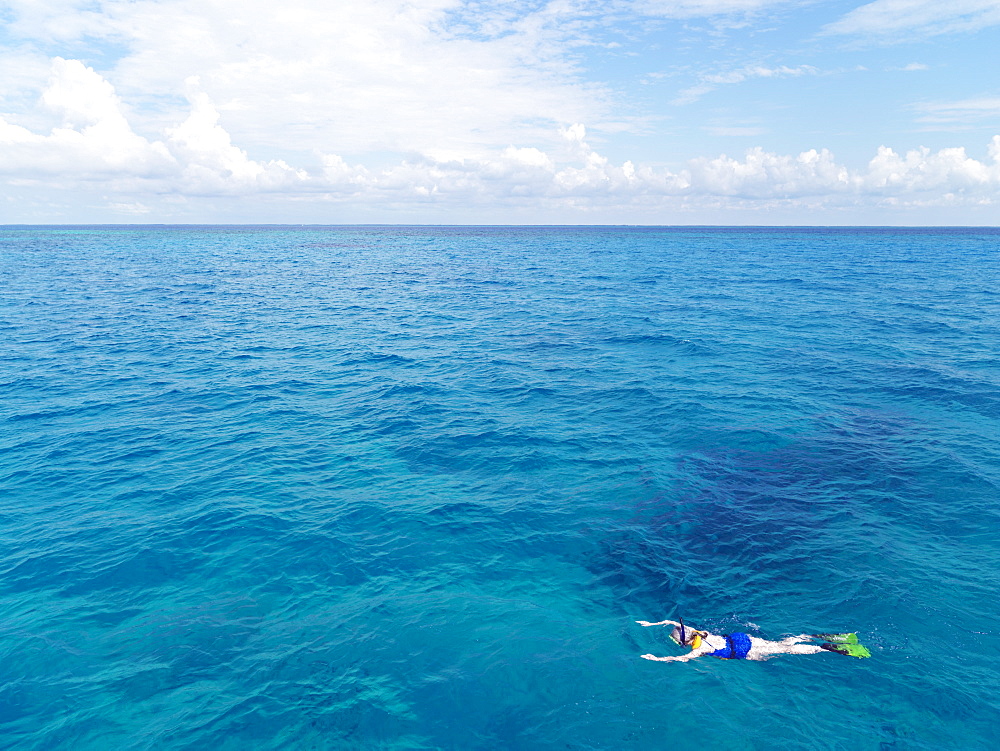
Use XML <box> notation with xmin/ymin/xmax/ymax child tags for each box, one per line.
<box><xmin>1</xmin><ymin>225</ymin><xmax>999</xmax><ymax>750</ymax></box>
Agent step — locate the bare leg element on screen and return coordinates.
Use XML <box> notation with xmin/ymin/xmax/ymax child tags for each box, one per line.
<box><xmin>778</xmin><ymin>635</ymin><xmax>814</xmax><ymax>646</ymax></box>
<box><xmin>748</xmin><ymin>639</ymin><xmax>825</xmax><ymax>659</ymax></box>
<box><xmin>784</xmin><ymin>644</ymin><xmax>824</xmax><ymax>655</ymax></box>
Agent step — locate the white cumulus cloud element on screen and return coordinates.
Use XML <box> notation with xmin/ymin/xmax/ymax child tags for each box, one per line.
<box><xmin>687</xmin><ymin>147</ymin><xmax>850</xmax><ymax>196</ymax></box>
<box><xmin>862</xmin><ymin>141</ymin><xmax>1000</xmax><ymax>192</ymax></box>
<box><xmin>0</xmin><ymin>58</ymin><xmax>305</xmax><ymax>193</ymax></box>
<box><xmin>166</xmin><ymin>88</ymin><xmax>307</xmax><ymax>193</ymax></box>
<box><xmin>0</xmin><ymin>58</ymin><xmax>174</xmax><ymax>176</ymax></box>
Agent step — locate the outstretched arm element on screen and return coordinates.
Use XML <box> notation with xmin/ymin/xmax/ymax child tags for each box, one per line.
<box><xmin>636</xmin><ymin>619</ymin><xmax>681</xmax><ymax>628</ymax></box>
<box><xmin>641</xmin><ymin>652</ymin><xmax>699</xmax><ymax>662</ymax></box>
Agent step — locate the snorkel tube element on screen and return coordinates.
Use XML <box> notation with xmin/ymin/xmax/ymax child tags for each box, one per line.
<box><xmin>676</xmin><ymin>617</ymin><xmax>703</xmax><ymax>650</ymax></box>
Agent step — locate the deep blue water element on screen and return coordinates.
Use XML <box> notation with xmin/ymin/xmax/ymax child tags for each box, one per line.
<box><xmin>1</xmin><ymin>225</ymin><xmax>999</xmax><ymax>750</ymax></box>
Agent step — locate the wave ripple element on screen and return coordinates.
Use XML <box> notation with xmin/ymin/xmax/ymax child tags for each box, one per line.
<box><xmin>2</xmin><ymin>226</ymin><xmax>999</xmax><ymax>750</ymax></box>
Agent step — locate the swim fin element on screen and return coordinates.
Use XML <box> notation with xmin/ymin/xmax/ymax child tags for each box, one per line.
<box><xmin>811</xmin><ymin>632</ymin><xmax>858</xmax><ymax>644</ymax></box>
<box><xmin>820</xmin><ymin>640</ymin><xmax>871</xmax><ymax>658</ymax></box>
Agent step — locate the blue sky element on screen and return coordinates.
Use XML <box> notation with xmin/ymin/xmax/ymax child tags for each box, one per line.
<box><xmin>1</xmin><ymin>0</ymin><xmax>998</xmax><ymax>224</ymax></box>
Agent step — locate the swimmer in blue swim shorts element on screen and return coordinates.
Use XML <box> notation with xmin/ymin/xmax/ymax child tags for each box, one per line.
<box><xmin>636</xmin><ymin>618</ymin><xmax>869</xmax><ymax>662</ymax></box>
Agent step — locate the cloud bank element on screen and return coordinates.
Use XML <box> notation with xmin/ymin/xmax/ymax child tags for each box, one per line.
<box><xmin>2</xmin><ymin>58</ymin><xmax>999</xmax><ymax>218</ymax></box>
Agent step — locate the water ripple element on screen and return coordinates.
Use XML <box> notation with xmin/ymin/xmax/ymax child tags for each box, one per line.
<box><xmin>1</xmin><ymin>226</ymin><xmax>999</xmax><ymax>749</ymax></box>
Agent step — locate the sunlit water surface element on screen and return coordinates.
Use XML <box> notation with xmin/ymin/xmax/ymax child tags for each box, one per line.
<box><xmin>2</xmin><ymin>226</ymin><xmax>999</xmax><ymax>750</ymax></box>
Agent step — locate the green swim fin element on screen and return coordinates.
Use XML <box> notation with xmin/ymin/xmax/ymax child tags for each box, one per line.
<box><xmin>820</xmin><ymin>640</ymin><xmax>871</xmax><ymax>658</ymax></box>
<box><xmin>812</xmin><ymin>632</ymin><xmax>858</xmax><ymax>644</ymax></box>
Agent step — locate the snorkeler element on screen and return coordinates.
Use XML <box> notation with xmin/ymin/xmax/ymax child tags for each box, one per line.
<box><xmin>636</xmin><ymin>618</ymin><xmax>870</xmax><ymax>662</ymax></box>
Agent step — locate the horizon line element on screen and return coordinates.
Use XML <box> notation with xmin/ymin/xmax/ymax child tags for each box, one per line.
<box><xmin>4</xmin><ymin>223</ymin><xmax>1000</xmax><ymax>230</ymax></box>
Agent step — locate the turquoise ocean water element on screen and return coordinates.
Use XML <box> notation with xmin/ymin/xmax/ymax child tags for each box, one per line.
<box><xmin>1</xmin><ymin>226</ymin><xmax>999</xmax><ymax>750</ymax></box>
